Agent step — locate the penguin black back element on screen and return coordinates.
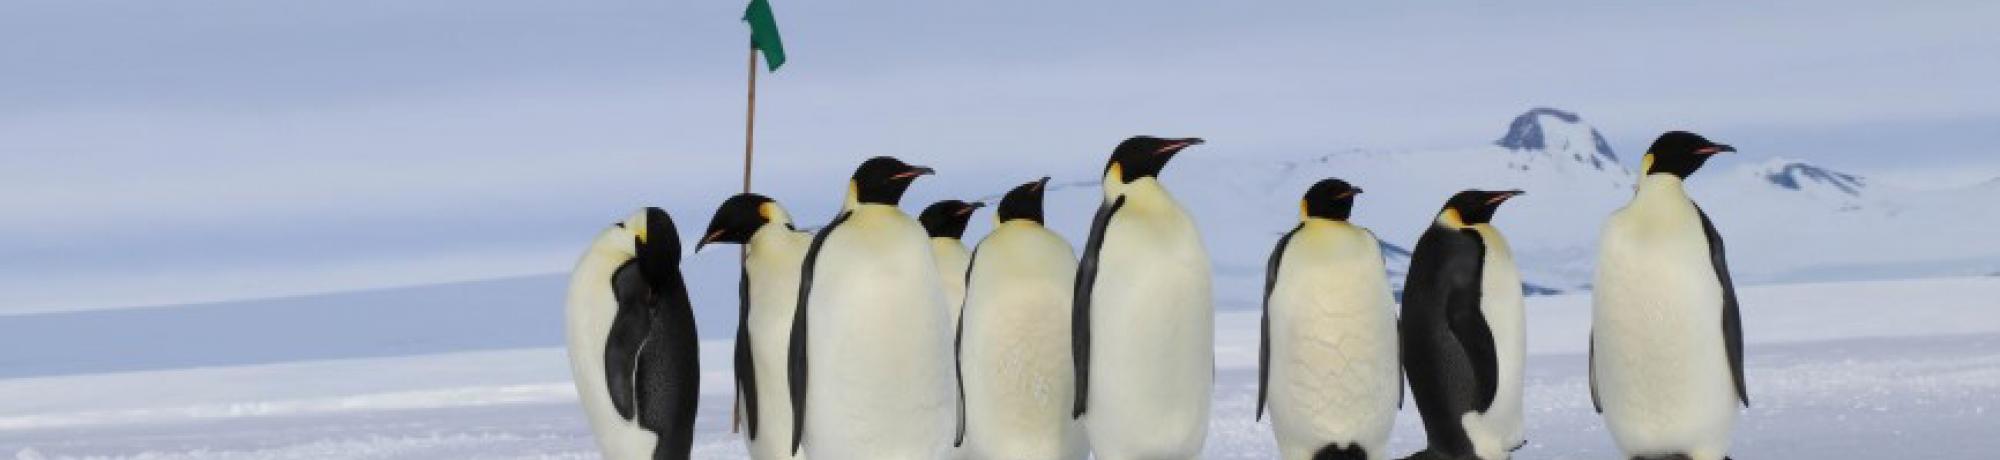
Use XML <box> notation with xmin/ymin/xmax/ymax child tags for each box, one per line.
<box><xmin>608</xmin><ymin>207</ymin><xmax>701</xmax><ymax>459</ymax></box>
<box><xmin>1398</xmin><ymin>219</ymin><xmax>1490</xmax><ymax>456</ymax></box>
<box><xmin>1398</xmin><ymin>190</ymin><xmax>1521</xmax><ymax>458</ymax></box>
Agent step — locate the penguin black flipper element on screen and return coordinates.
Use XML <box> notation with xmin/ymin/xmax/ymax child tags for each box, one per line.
<box><xmin>734</xmin><ymin>266</ymin><xmax>759</xmax><ymax>438</ymax></box>
<box><xmin>1697</xmin><ymin>205</ymin><xmax>1749</xmax><ymax>407</ymax></box>
<box><xmin>1588</xmin><ymin>331</ymin><xmax>1601</xmax><ymax>413</ymax></box>
<box><xmin>1257</xmin><ymin>224</ymin><xmax>1301</xmax><ymax>421</ymax></box>
<box><xmin>790</xmin><ymin>211</ymin><xmax>850</xmax><ymax>454</ymax></box>
<box><xmin>1072</xmin><ymin>196</ymin><xmax>1124</xmax><ymax>418</ymax></box>
<box><xmin>606</xmin><ymin>261</ymin><xmax>655</xmax><ymax>422</ymax></box>
<box><xmin>954</xmin><ymin>246</ymin><xmax>979</xmax><ymax>447</ymax></box>
<box><xmin>1443</xmin><ymin>231</ymin><xmax>1498</xmax><ymax>411</ymax></box>
<box><xmin>634</xmin><ymin>272</ymin><xmax>701</xmax><ymax>460</ymax></box>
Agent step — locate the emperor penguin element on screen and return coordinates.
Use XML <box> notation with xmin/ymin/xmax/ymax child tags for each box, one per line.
<box><xmin>563</xmin><ymin>207</ymin><xmax>702</xmax><ymax>460</ymax></box>
<box><xmin>920</xmin><ymin>200</ymin><xmax>984</xmax><ymax>327</ymax></box>
<box><xmin>1399</xmin><ymin>190</ymin><xmax>1527</xmax><ymax>460</ymax></box>
<box><xmin>789</xmin><ymin>156</ymin><xmax>956</xmax><ymax>459</ymax></box>
<box><xmin>956</xmin><ymin>177</ymin><xmax>1088</xmax><ymax>460</ymax></box>
<box><xmin>1590</xmin><ymin>131</ymin><xmax>1748</xmax><ymax>460</ymax></box>
<box><xmin>696</xmin><ymin>193</ymin><xmax>812</xmax><ymax>460</ymax></box>
<box><xmin>1257</xmin><ymin>179</ymin><xmax>1401</xmax><ymax>460</ymax></box>
<box><xmin>1073</xmin><ymin>136</ymin><xmax>1213</xmax><ymax>459</ymax></box>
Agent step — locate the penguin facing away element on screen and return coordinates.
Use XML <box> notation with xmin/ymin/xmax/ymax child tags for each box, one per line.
<box><xmin>955</xmin><ymin>177</ymin><xmax>1088</xmax><ymax>459</ymax></box>
<box><xmin>697</xmin><ymin>193</ymin><xmax>812</xmax><ymax>460</ymax></box>
<box><xmin>1591</xmin><ymin>131</ymin><xmax>1747</xmax><ymax>460</ymax></box>
<box><xmin>1073</xmin><ymin>136</ymin><xmax>1214</xmax><ymax>458</ymax></box>
<box><xmin>920</xmin><ymin>200</ymin><xmax>984</xmax><ymax>329</ymax></box>
<box><xmin>789</xmin><ymin>157</ymin><xmax>956</xmax><ymax>459</ymax></box>
<box><xmin>1257</xmin><ymin>179</ymin><xmax>1401</xmax><ymax>460</ymax></box>
<box><xmin>564</xmin><ymin>207</ymin><xmax>702</xmax><ymax>460</ymax></box>
<box><xmin>1398</xmin><ymin>190</ymin><xmax>1527</xmax><ymax>460</ymax></box>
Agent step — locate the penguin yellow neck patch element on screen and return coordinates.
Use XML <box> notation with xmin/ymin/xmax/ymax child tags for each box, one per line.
<box><xmin>758</xmin><ymin>202</ymin><xmax>775</xmax><ymax>220</ymax></box>
<box><xmin>1438</xmin><ymin>208</ymin><xmax>1468</xmax><ymax>228</ymax></box>
<box><xmin>1641</xmin><ymin>153</ymin><xmax>1656</xmax><ymax>175</ymax></box>
<box><xmin>1299</xmin><ymin>199</ymin><xmax>1309</xmax><ymax>220</ymax></box>
<box><xmin>1106</xmin><ymin>162</ymin><xmax>1124</xmax><ymax>184</ymax></box>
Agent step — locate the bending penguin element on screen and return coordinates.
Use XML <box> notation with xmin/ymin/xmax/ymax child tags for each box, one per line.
<box><xmin>789</xmin><ymin>157</ymin><xmax>956</xmax><ymax>459</ymax></box>
<box><xmin>1590</xmin><ymin>131</ymin><xmax>1748</xmax><ymax>460</ymax></box>
<box><xmin>1257</xmin><ymin>179</ymin><xmax>1401</xmax><ymax>460</ymax></box>
<box><xmin>920</xmin><ymin>200</ymin><xmax>984</xmax><ymax>327</ymax></box>
<box><xmin>697</xmin><ymin>194</ymin><xmax>812</xmax><ymax>460</ymax></box>
<box><xmin>1073</xmin><ymin>136</ymin><xmax>1213</xmax><ymax>458</ymax></box>
<box><xmin>956</xmin><ymin>177</ymin><xmax>1088</xmax><ymax>459</ymax></box>
<box><xmin>1399</xmin><ymin>190</ymin><xmax>1527</xmax><ymax>460</ymax></box>
<box><xmin>564</xmin><ymin>207</ymin><xmax>701</xmax><ymax>460</ymax></box>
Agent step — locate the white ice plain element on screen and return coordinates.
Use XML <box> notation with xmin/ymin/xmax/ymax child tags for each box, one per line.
<box><xmin>2</xmin><ymin>276</ymin><xmax>1998</xmax><ymax>459</ymax></box>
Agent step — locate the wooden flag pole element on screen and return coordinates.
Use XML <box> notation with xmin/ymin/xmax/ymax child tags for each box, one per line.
<box><xmin>732</xmin><ymin>46</ymin><xmax>758</xmax><ymax>435</ymax></box>
<box><xmin>744</xmin><ymin>47</ymin><xmax>758</xmax><ymax>194</ymax></box>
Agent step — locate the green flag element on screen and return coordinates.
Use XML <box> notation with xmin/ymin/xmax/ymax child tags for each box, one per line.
<box><xmin>744</xmin><ymin>0</ymin><xmax>786</xmax><ymax>71</ymax></box>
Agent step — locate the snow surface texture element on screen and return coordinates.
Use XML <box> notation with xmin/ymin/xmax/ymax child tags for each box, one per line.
<box><xmin>4</xmin><ymin>277</ymin><xmax>1996</xmax><ymax>459</ymax></box>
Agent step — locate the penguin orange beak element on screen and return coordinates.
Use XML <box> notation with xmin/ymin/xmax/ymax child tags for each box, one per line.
<box><xmin>955</xmin><ymin>201</ymin><xmax>986</xmax><ymax>216</ymax></box>
<box><xmin>1486</xmin><ymin>190</ymin><xmax>1525</xmax><ymax>205</ymax></box>
<box><xmin>1336</xmin><ymin>188</ymin><xmax>1362</xmax><ymax>200</ymax></box>
<box><xmin>1156</xmin><ymin>138</ymin><xmax>1206</xmax><ymax>155</ymax></box>
<box><xmin>891</xmin><ymin>166</ymin><xmax>935</xmax><ymax>181</ymax></box>
<box><xmin>1697</xmin><ymin>144</ymin><xmax>1736</xmax><ymax>155</ymax></box>
<box><xmin>694</xmin><ymin>229</ymin><xmax>726</xmax><ymax>253</ymax></box>
<box><xmin>1029</xmin><ymin>176</ymin><xmax>1051</xmax><ymax>192</ymax></box>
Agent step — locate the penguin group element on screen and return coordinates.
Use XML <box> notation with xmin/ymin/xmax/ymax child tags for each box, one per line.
<box><xmin>562</xmin><ymin>131</ymin><xmax>1750</xmax><ymax>460</ymax></box>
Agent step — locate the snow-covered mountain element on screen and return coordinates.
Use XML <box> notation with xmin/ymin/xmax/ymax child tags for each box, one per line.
<box><xmin>1001</xmin><ymin>107</ymin><xmax>2000</xmax><ymax>307</ymax></box>
<box><xmin>1496</xmin><ymin>107</ymin><xmax>1624</xmax><ymax>174</ymax></box>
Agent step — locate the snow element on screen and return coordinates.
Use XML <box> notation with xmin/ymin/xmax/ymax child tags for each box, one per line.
<box><xmin>4</xmin><ymin>276</ymin><xmax>1996</xmax><ymax>459</ymax></box>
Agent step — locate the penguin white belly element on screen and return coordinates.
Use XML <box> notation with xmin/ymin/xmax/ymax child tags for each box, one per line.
<box><xmin>1086</xmin><ymin>202</ymin><xmax>1213</xmax><ymax>458</ymax></box>
<box><xmin>806</xmin><ymin>211</ymin><xmax>955</xmax><ymax>459</ymax></box>
<box><xmin>932</xmin><ymin>238</ymin><xmax>972</xmax><ymax>328</ymax></box>
<box><xmin>1460</xmin><ymin>224</ymin><xmax>1525</xmax><ymax>460</ymax></box>
<box><xmin>1268</xmin><ymin>225</ymin><xmax>1398</xmax><ymax>460</ymax></box>
<box><xmin>961</xmin><ymin>224</ymin><xmax>1087</xmax><ymax>460</ymax></box>
<box><xmin>745</xmin><ymin>231</ymin><xmax>810</xmax><ymax>460</ymax></box>
<box><xmin>1594</xmin><ymin>206</ymin><xmax>1737</xmax><ymax>460</ymax></box>
<box><xmin>563</xmin><ymin>248</ymin><xmax>657</xmax><ymax>459</ymax></box>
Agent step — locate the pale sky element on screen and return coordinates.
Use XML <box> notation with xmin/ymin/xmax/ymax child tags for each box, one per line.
<box><xmin>3</xmin><ymin>0</ymin><xmax>1997</xmax><ymax>312</ymax></box>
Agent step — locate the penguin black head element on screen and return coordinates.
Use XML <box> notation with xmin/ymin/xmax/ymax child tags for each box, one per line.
<box><xmin>850</xmin><ymin>156</ymin><xmax>935</xmax><ymax>206</ymax></box>
<box><xmin>997</xmin><ymin>176</ymin><xmax>1051</xmax><ymax>224</ymax></box>
<box><xmin>625</xmin><ymin>207</ymin><xmax>682</xmax><ymax>286</ymax></box>
<box><xmin>1301</xmin><ymin>178</ymin><xmax>1363</xmax><ymax>221</ymax></box>
<box><xmin>1104</xmin><ymin>136</ymin><xmax>1205</xmax><ymax>184</ymax></box>
<box><xmin>1642</xmin><ymin>131</ymin><xmax>1735</xmax><ymax>178</ymax></box>
<box><xmin>918</xmin><ymin>200</ymin><xmax>984</xmax><ymax>239</ymax></box>
<box><xmin>697</xmin><ymin>193</ymin><xmax>788</xmax><ymax>252</ymax></box>
<box><xmin>1439</xmin><ymin>189</ymin><xmax>1525</xmax><ymax>227</ymax></box>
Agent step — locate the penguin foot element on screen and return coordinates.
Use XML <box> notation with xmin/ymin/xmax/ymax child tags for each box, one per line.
<box><xmin>1509</xmin><ymin>439</ymin><xmax>1527</xmax><ymax>452</ymax></box>
<box><xmin>1629</xmin><ymin>454</ymin><xmax>1692</xmax><ymax>460</ymax></box>
<box><xmin>1313</xmin><ymin>442</ymin><xmax>1368</xmax><ymax>460</ymax></box>
<box><xmin>1397</xmin><ymin>449</ymin><xmax>1469</xmax><ymax>460</ymax></box>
